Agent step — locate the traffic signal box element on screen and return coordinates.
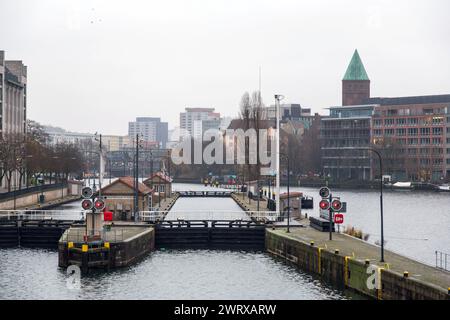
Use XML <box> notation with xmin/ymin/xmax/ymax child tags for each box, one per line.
<box><xmin>81</xmin><ymin>186</ymin><xmax>107</xmax><ymax>242</ymax></box>
<box><xmin>318</xmin><ymin>186</ymin><xmax>344</xmax><ymax>226</ymax></box>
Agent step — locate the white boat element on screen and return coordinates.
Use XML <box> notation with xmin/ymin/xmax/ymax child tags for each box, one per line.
<box><xmin>437</xmin><ymin>184</ymin><xmax>450</xmax><ymax>192</ymax></box>
<box><xmin>392</xmin><ymin>182</ymin><xmax>413</xmax><ymax>190</ymax></box>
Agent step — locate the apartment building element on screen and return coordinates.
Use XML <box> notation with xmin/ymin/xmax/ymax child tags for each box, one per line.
<box><xmin>368</xmin><ymin>95</ymin><xmax>450</xmax><ymax>181</ymax></box>
<box><xmin>179</xmin><ymin>108</ymin><xmax>219</xmax><ymax>138</ymax></box>
<box><xmin>128</xmin><ymin>117</ymin><xmax>168</xmax><ymax>148</ymax></box>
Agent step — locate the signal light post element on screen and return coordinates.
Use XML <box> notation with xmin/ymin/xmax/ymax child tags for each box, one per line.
<box><xmin>318</xmin><ymin>186</ymin><xmax>344</xmax><ymax>241</ymax></box>
<box><xmin>81</xmin><ymin>186</ymin><xmax>106</xmax><ymax>240</ymax></box>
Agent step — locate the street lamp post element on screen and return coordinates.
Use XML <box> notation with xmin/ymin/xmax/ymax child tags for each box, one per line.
<box><xmin>133</xmin><ymin>134</ymin><xmax>143</xmax><ymax>221</ymax></box>
<box><xmin>370</xmin><ymin>148</ymin><xmax>385</xmax><ymax>263</ymax></box>
<box><xmin>280</xmin><ymin>153</ymin><xmax>290</xmax><ymax>233</ymax></box>
<box><xmin>339</xmin><ymin>146</ymin><xmax>384</xmax><ymax>262</ymax></box>
<box><xmin>274</xmin><ymin>94</ymin><xmax>284</xmax><ymax>218</ymax></box>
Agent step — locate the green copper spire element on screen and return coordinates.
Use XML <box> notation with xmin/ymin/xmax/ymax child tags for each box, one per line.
<box><xmin>343</xmin><ymin>49</ymin><xmax>369</xmax><ymax>81</ymax></box>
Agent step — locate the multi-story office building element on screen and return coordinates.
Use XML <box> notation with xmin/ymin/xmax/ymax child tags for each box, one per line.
<box><xmin>101</xmin><ymin>135</ymin><xmax>132</xmax><ymax>152</ymax></box>
<box><xmin>192</xmin><ymin>118</ymin><xmax>221</xmax><ymax>140</ymax></box>
<box><xmin>368</xmin><ymin>95</ymin><xmax>450</xmax><ymax>181</ymax></box>
<box><xmin>0</xmin><ymin>50</ymin><xmax>27</xmax><ymax>136</ymax></box>
<box><xmin>0</xmin><ymin>51</ymin><xmax>28</xmax><ymax>190</ymax></box>
<box><xmin>179</xmin><ymin>108</ymin><xmax>220</xmax><ymax>138</ymax></box>
<box><xmin>46</xmin><ymin>130</ymin><xmax>95</xmax><ymax>146</ymax></box>
<box><xmin>321</xmin><ymin>105</ymin><xmax>376</xmax><ymax>180</ymax></box>
<box><xmin>264</xmin><ymin>104</ymin><xmax>311</xmax><ymax>121</ymax></box>
<box><xmin>321</xmin><ymin>49</ymin><xmax>450</xmax><ymax>182</ymax></box>
<box><xmin>128</xmin><ymin>117</ymin><xmax>168</xmax><ymax>148</ymax></box>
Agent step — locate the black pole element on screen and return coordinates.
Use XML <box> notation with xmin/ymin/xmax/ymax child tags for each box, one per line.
<box><xmin>287</xmin><ymin>156</ymin><xmax>290</xmax><ymax>233</ymax></box>
<box><xmin>168</xmin><ymin>151</ymin><xmax>171</xmax><ymax>196</ymax></box>
<box><xmin>134</xmin><ymin>134</ymin><xmax>139</xmax><ymax>220</ymax></box>
<box><xmin>13</xmin><ymin>186</ymin><xmax>16</xmax><ymax>210</ymax></box>
<box><xmin>257</xmin><ymin>180</ymin><xmax>260</xmax><ymax>212</ymax></box>
<box><xmin>329</xmin><ymin>192</ymin><xmax>333</xmax><ymax>241</ymax></box>
<box><xmin>371</xmin><ymin>149</ymin><xmax>385</xmax><ymax>263</ymax></box>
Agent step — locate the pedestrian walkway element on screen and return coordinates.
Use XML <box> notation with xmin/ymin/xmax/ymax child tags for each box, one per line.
<box><xmin>19</xmin><ymin>195</ymin><xmax>81</xmax><ymax>210</ymax></box>
<box><xmin>272</xmin><ymin>219</ymin><xmax>450</xmax><ymax>291</ymax></box>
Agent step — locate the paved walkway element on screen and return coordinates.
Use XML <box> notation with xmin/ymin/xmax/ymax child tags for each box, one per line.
<box><xmin>62</xmin><ymin>224</ymin><xmax>152</xmax><ymax>243</ymax></box>
<box><xmin>154</xmin><ymin>194</ymin><xmax>179</xmax><ymax>212</ymax></box>
<box><xmin>16</xmin><ymin>195</ymin><xmax>81</xmax><ymax>210</ymax></box>
<box><xmin>232</xmin><ymin>193</ymin><xmax>303</xmax><ymax>226</ymax></box>
<box><xmin>272</xmin><ymin>219</ymin><xmax>450</xmax><ymax>291</ymax></box>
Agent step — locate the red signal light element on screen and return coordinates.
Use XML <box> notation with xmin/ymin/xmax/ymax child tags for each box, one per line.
<box><xmin>319</xmin><ymin>200</ymin><xmax>330</xmax><ymax>210</ymax></box>
<box><xmin>81</xmin><ymin>199</ymin><xmax>93</xmax><ymax>210</ymax></box>
<box><xmin>331</xmin><ymin>199</ymin><xmax>342</xmax><ymax>211</ymax></box>
<box><xmin>94</xmin><ymin>199</ymin><xmax>105</xmax><ymax>211</ymax></box>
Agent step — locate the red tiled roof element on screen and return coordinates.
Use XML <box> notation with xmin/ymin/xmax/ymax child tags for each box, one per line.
<box><xmin>144</xmin><ymin>172</ymin><xmax>173</xmax><ymax>183</ymax></box>
<box><xmin>100</xmin><ymin>176</ymin><xmax>153</xmax><ymax>195</ymax></box>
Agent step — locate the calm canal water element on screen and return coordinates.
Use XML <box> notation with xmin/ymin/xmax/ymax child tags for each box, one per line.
<box><xmin>3</xmin><ymin>182</ymin><xmax>445</xmax><ymax>299</ymax></box>
<box><xmin>0</xmin><ymin>248</ymin><xmax>356</xmax><ymax>300</ymax></box>
<box><xmin>0</xmin><ymin>184</ymin><xmax>361</xmax><ymax>300</ymax></box>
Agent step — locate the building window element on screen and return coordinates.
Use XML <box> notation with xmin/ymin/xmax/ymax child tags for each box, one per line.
<box><xmin>384</xmin><ymin>119</ymin><xmax>395</xmax><ymax>126</ymax></box>
<box><xmin>432</xmin><ymin>127</ymin><xmax>443</xmax><ymax>135</ymax></box>
<box><xmin>387</xmin><ymin>109</ymin><xmax>398</xmax><ymax>116</ymax></box>
<box><xmin>408</xmin><ymin>128</ymin><xmax>418</xmax><ymax>136</ymax></box>
<box><xmin>373</xmin><ymin>129</ymin><xmax>382</xmax><ymax>136</ymax></box>
<box><xmin>373</xmin><ymin>119</ymin><xmax>382</xmax><ymax>127</ymax></box>
<box><xmin>432</xmin><ymin>117</ymin><xmax>444</xmax><ymax>125</ymax></box>
<box><xmin>396</xmin><ymin>118</ymin><xmax>407</xmax><ymax>126</ymax></box>
<box><xmin>408</xmin><ymin>118</ymin><xmax>418</xmax><ymax>125</ymax></box>
<box><xmin>396</xmin><ymin>128</ymin><xmax>406</xmax><ymax>136</ymax></box>
<box><xmin>420</xmin><ymin>127</ymin><xmax>430</xmax><ymax>135</ymax></box>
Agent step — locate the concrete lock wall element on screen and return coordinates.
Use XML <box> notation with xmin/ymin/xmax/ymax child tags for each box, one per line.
<box><xmin>0</xmin><ymin>188</ymin><xmax>69</xmax><ymax>210</ymax></box>
<box><xmin>111</xmin><ymin>228</ymin><xmax>155</xmax><ymax>268</ymax></box>
<box><xmin>265</xmin><ymin>230</ymin><xmax>450</xmax><ymax>300</ymax></box>
<box><xmin>380</xmin><ymin>269</ymin><xmax>449</xmax><ymax>300</ymax></box>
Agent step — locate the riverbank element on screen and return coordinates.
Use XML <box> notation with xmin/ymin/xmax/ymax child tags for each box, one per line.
<box><xmin>266</xmin><ymin>222</ymin><xmax>450</xmax><ymax>300</ymax></box>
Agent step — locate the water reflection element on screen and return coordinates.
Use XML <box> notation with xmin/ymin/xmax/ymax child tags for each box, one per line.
<box><xmin>0</xmin><ymin>248</ymin><xmax>358</xmax><ymax>300</ymax></box>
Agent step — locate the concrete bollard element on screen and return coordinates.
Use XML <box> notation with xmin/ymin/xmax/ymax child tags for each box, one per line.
<box><xmin>403</xmin><ymin>271</ymin><xmax>409</xmax><ymax>278</ymax></box>
<box><xmin>310</xmin><ymin>241</ymin><xmax>314</xmax><ymax>246</ymax></box>
<box><xmin>365</xmin><ymin>259</ymin><xmax>370</xmax><ymax>266</ymax></box>
<box><xmin>334</xmin><ymin>249</ymin><xmax>340</xmax><ymax>255</ymax></box>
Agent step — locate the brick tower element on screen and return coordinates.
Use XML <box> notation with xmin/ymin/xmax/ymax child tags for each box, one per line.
<box><xmin>342</xmin><ymin>49</ymin><xmax>370</xmax><ymax>106</ymax></box>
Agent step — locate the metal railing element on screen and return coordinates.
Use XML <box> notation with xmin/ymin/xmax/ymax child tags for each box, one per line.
<box><xmin>0</xmin><ymin>210</ymin><xmax>85</xmax><ymax>221</ymax></box>
<box><xmin>60</xmin><ymin>227</ymin><xmax>125</xmax><ymax>243</ymax></box>
<box><xmin>0</xmin><ymin>183</ymin><xmax>68</xmax><ymax>201</ymax></box>
<box><xmin>138</xmin><ymin>210</ymin><xmax>281</xmax><ymax>222</ymax></box>
<box><xmin>435</xmin><ymin>250</ymin><xmax>449</xmax><ymax>271</ymax></box>
<box><xmin>177</xmin><ymin>191</ymin><xmax>233</xmax><ymax>197</ymax></box>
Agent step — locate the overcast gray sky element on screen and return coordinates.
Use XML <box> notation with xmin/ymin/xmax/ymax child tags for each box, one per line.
<box><xmin>1</xmin><ymin>0</ymin><xmax>449</xmax><ymax>135</ymax></box>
